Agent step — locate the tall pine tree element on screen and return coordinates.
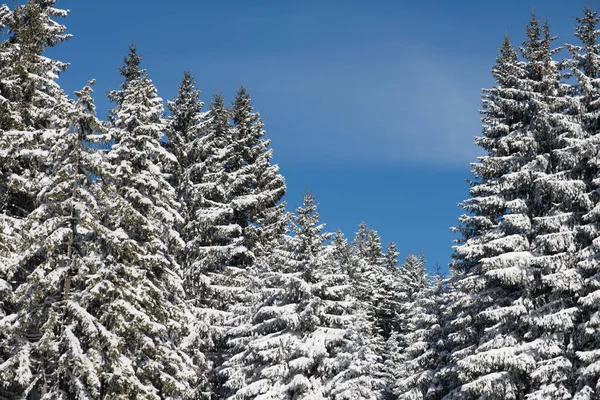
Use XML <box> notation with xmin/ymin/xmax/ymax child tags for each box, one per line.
<box><xmin>446</xmin><ymin>14</ymin><xmax>583</xmax><ymax>399</ymax></box>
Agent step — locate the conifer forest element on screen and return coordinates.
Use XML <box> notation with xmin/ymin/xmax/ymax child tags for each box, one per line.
<box><xmin>4</xmin><ymin>0</ymin><xmax>600</xmax><ymax>399</ymax></box>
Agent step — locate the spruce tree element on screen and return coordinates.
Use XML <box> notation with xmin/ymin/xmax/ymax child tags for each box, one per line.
<box><xmin>166</xmin><ymin>70</ymin><xmax>205</xmax><ymax>189</ymax></box>
<box><xmin>0</xmin><ymin>0</ymin><xmax>72</xmax><ymax>220</ymax></box>
<box><xmin>446</xmin><ymin>14</ymin><xmax>582</xmax><ymax>399</ymax></box>
<box><xmin>0</xmin><ymin>80</ymin><xmax>104</xmax><ymax>398</ymax></box>
<box><xmin>180</xmin><ymin>94</ymin><xmax>249</xmax><ymax>387</ymax></box>
<box><xmin>96</xmin><ymin>46</ymin><xmax>200</xmax><ymax>398</ymax></box>
<box><xmin>565</xmin><ymin>7</ymin><xmax>600</xmax><ymax>398</ymax></box>
<box><xmin>229</xmin><ymin>86</ymin><xmax>287</xmax><ymax>259</ymax></box>
<box><xmin>0</xmin><ymin>0</ymin><xmax>71</xmax><ymax>131</ymax></box>
<box><xmin>393</xmin><ymin>256</ymin><xmax>443</xmax><ymax>400</ymax></box>
<box><xmin>221</xmin><ymin>193</ymin><xmax>379</xmax><ymax>399</ymax></box>
<box><xmin>351</xmin><ymin>222</ymin><xmax>398</xmax><ymax>340</ymax></box>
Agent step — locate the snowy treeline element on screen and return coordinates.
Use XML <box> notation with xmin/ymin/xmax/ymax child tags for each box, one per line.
<box><xmin>3</xmin><ymin>1</ymin><xmax>600</xmax><ymax>399</ymax></box>
<box><xmin>0</xmin><ymin>1</ymin><xmax>434</xmax><ymax>399</ymax></box>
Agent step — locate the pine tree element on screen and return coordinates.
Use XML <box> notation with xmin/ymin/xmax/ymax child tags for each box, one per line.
<box><xmin>0</xmin><ymin>0</ymin><xmax>72</xmax><ymax>220</ymax></box>
<box><xmin>166</xmin><ymin>70</ymin><xmax>205</xmax><ymax>189</ymax></box>
<box><xmin>393</xmin><ymin>258</ymin><xmax>443</xmax><ymax>400</ymax></box>
<box><xmin>175</xmin><ymin>87</ymin><xmax>287</xmax><ymax>393</ymax></box>
<box><xmin>0</xmin><ymin>0</ymin><xmax>71</xmax><ymax>131</ymax></box>
<box><xmin>94</xmin><ymin>46</ymin><xmax>200</xmax><ymax>398</ymax></box>
<box><xmin>383</xmin><ymin>241</ymin><xmax>400</xmax><ymax>271</ymax></box>
<box><xmin>0</xmin><ymin>80</ymin><xmax>105</xmax><ymax>398</ymax></box>
<box><xmin>221</xmin><ymin>193</ymin><xmax>379</xmax><ymax>399</ymax></box>
<box><xmin>0</xmin><ymin>3</ymin><xmax>75</xmax><ymax>395</ymax></box>
<box><xmin>565</xmin><ymin>7</ymin><xmax>600</xmax><ymax>398</ymax></box>
<box><xmin>229</xmin><ymin>86</ymin><xmax>287</xmax><ymax>259</ymax></box>
<box><xmin>179</xmin><ymin>94</ymin><xmax>249</xmax><ymax>394</ymax></box>
<box><xmin>445</xmin><ymin>14</ymin><xmax>582</xmax><ymax>399</ymax></box>
<box><xmin>351</xmin><ymin>222</ymin><xmax>398</xmax><ymax>340</ymax></box>
<box><xmin>0</xmin><ymin>3</ymin><xmax>16</xmax><ymax>130</ymax></box>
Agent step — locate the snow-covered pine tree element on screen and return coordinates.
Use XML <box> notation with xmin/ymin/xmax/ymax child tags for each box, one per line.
<box><xmin>564</xmin><ymin>7</ymin><xmax>600</xmax><ymax>398</ymax></box>
<box><xmin>382</xmin><ymin>252</ymin><xmax>425</xmax><ymax>399</ymax></box>
<box><xmin>0</xmin><ymin>0</ymin><xmax>72</xmax><ymax>222</ymax></box>
<box><xmin>401</xmin><ymin>252</ymin><xmax>428</xmax><ymax>296</ymax></box>
<box><xmin>0</xmin><ymin>0</ymin><xmax>71</xmax><ymax>131</ymax></box>
<box><xmin>95</xmin><ymin>46</ymin><xmax>200</xmax><ymax>398</ymax></box>
<box><xmin>351</xmin><ymin>222</ymin><xmax>399</xmax><ymax>341</ymax></box>
<box><xmin>175</xmin><ymin>88</ymin><xmax>287</xmax><ymax>393</ymax></box>
<box><xmin>0</xmin><ymin>3</ymin><xmax>73</xmax><ymax>394</ymax></box>
<box><xmin>446</xmin><ymin>14</ymin><xmax>583</xmax><ymax>399</ymax></box>
<box><xmin>393</xmin><ymin>255</ymin><xmax>443</xmax><ymax>400</ymax></box>
<box><xmin>177</xmin><ymin>93</ymin><xmax>251</xmax><ymax>396</ymax></box>
<box><xmin>350</xmin><ymin>223</ymin><xmax>382</xmax><ymax>321</ymax></box>
<box><xmin>166</xmin><ymin>71</ymin><xmax>206</xmax><ymax>190</ymax></box>
<box><xmin>324</xmin><ymin>229</ymin><xmax>382</xmax><ymax>399</ymax></box>
<box><xmin>166</xmin><ymin>78</ymin><xmax>252</xmax><ymax>395</ymax></box>
<box><xmin>229</xmin><ymin>86</ymin><xmax>287</xmax><ymax>259</ymax></box>
<box><xmin>107</xmin><ymin>42</ymin><xmax>142</xmax><ymax>110</ymax></box>
<box><xmin>0</xmin><ymin>0</ymin><xmax>72</xmax><ymax>306</ymax></box>
<box><xmin>0</xmin><ymin>3</ymin><xmax>16</xmax><ymax>130</ymax></box>
<box><xmin>221</xmin><ymin>193</ymin><xmax>379</xmax><ymax>399</ymax></box>
<box><xmin>178</xmin><ymin>91</ymin><xmax>245</xmax><ymax>304</ymax></box>
<box><xmin>383</xmin><ymin>241</ymin><xmax>400</xmax><ymax>271</ymax></box>
<box><xmin>0</xmin><ymin>80</ymin><xmax>106</xmax><ymax>398</ymax></box>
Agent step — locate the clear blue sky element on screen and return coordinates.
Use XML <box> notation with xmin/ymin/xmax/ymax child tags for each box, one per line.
<box><xmin>47</xmin><ymin>0</ymin><xmax>589</xmax><ymax>273</ymax></box>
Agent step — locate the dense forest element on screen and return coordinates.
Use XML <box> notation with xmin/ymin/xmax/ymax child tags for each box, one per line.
<box><xmin>1</xmin><ymin>1</ymin><xmax>600</xmax><ymax>399</ymax></box>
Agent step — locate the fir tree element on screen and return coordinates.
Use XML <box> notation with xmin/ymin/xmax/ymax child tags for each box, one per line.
<box><xmin>96</xmin><ymin>46</ymin><xmax>200</xmax><ymax>398</ymax></box>
<box><xmin>166</xmin><ymin>70</ymin><xmax>205</xmax><ymax>189</ymax></box>
<box><xmin>393</xmin><ymin>258</ymin><xmax>443</xmax><ymax>400</ymax></box>
<box><xmin>446</xmin><ymin>14</ymin><xmax>582</xmax><ymax>399</ymax></box>
<box><xmin>229</xmin><ymin>86</ymin><xmax>287</xmax><ymax>260</ymax></box>
<box><xmin>565</xmin><ymin>7</ymin><xmax>600</xmax><ymax>398</ymax></box>
<box><xmin>221</xmin><ymin>193</ymin><xmax>379</xmax><ymax>399</ymax></box>
<box><xmin>0</xmin><ymin>0</ymin><xmax>72</xmax><ymax>220</ymax></box>
<box><xmin>0</xmin><ymin>0</ymin><xmax>71</xmax><ymax>131</ymax></box>
<box><xmin>0</xmin><ymin>80</ymin><xmax>104</xmax><ymax>398</ymax></box>
<box><xmin>351</xmin><ymin>222</ymin><xmax>397</xmax><ymax>340</ymax></box>
<box><xmin>180</xmin><ymin>93</ymin><xmax>248</xmax><ymax>374</ymax></box>
<box><xmin>383</xmin><ymin>241</ymin><xmax>400</xmax><ymax>271</ymax></box>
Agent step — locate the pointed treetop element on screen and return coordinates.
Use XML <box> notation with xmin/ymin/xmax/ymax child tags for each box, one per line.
<box><xmin>12</xmin><ymin>0</ymin><xmax>71</xmax><ymax>55</ymax></box>
<box><xmin>519</xmin><ymin>13</ymin><xmax>556</xmax><ymax>80</ymax></box>
<box><xmin>292</xmin><ymin>191</ymin><xmax>328</xmax><ymax>247</ymax></box>
<box><xmin>70</xmin><ymin>79</ymin><xmax>102</xmax><ymax>136</ymax></box>
<box><xmin>523</xmin><ymin>11</ymin><xmax>542</xmax><ymax>58</ymax></box>
<box><xmin>119</xmin><ymin>42</ymin><xmax>142</xmax><ymax>83</ymax></box>
<box><xmin>167</xmin><ymin>70</ymin><xmax>203</xmax><ymax>146</ymax></box>
<box><xmin>232</xmin><ymin>85</ymin><xmax>261</xmax><ymax>129</ymax></box>
<box><xmin>209</xmin><ymin>92</ymin><xmax>229</xmax><ymax>137</ymax></box>
<box><xmin>574</xmin><ymin>6</ymin><xmax>600</xmax><ymax>50</ymax></box>
<box><xmin>498</xmin><ymin>34</ymin><xmax>518</xmax><ymax>64</ymax></box>
<box><xmin>384</xmin><ymin>241</ymin><xmax>399</xmax><ymax>270</ymax></box>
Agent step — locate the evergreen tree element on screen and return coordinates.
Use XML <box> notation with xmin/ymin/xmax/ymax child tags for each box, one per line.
<box><xmin>0</xmin><ymin>0</ymin><xmax>72</xmax><ymax>220</ymax></box>
<box><xmin>95</xmin><ymin>46</ymin><xmax>200</xmax><ymax>398</ymax></box>
<box><xmin>383</xmin><ymin>241</ymin><xmax>400</xmax><ymax>271</ymax></box>
<box><xmin>446</xmin><ymin>14</ymin><xmax>582</xmax><ymax>399</ymax></box>
<box><xmin>221</xmin><ymin>193</ymin><xmax>379</xmax><ymax>399</ymax></box>
<box><xmin>180</xmin><ymin>93</ymin><xmax>249</xmax><ymax>391</ymax></box>
<box><xmin>229</xmin><ymin>86</ymin><xmax>287</xmax><ymax>259</ymax></box>
<box><xmin>165</xmin><ymin>70</ymin><xmax>205</xmax><ymax>190</ymax></box>
<box><xmin>0</xmin><ymin>80</ymin><xmax>103</xmax><ymax>398</ymax></box>
<box><xmin>0</xmin><ymin>0</ymin><xmax>71</xmax><ymax>131</ymax></box>
<box><xmin>565</xmin><ymin>7</ymin><xmax>600</xmax><ymax>398</ymax></box>
<box><xmin>393</xmin><ymin>259</ymin><xmax>443</xmax><ymax>400</ymax></box>
<box><xmin>351</xmin><ymin>222</ymin><xmax>397</xmax><ymax>340</ymax></box>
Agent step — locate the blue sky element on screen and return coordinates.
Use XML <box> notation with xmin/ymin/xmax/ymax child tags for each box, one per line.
<box><xmin>48</xmin><ymin>0</ymin><xmax>590</xmax><ymax>272</ymax></box>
